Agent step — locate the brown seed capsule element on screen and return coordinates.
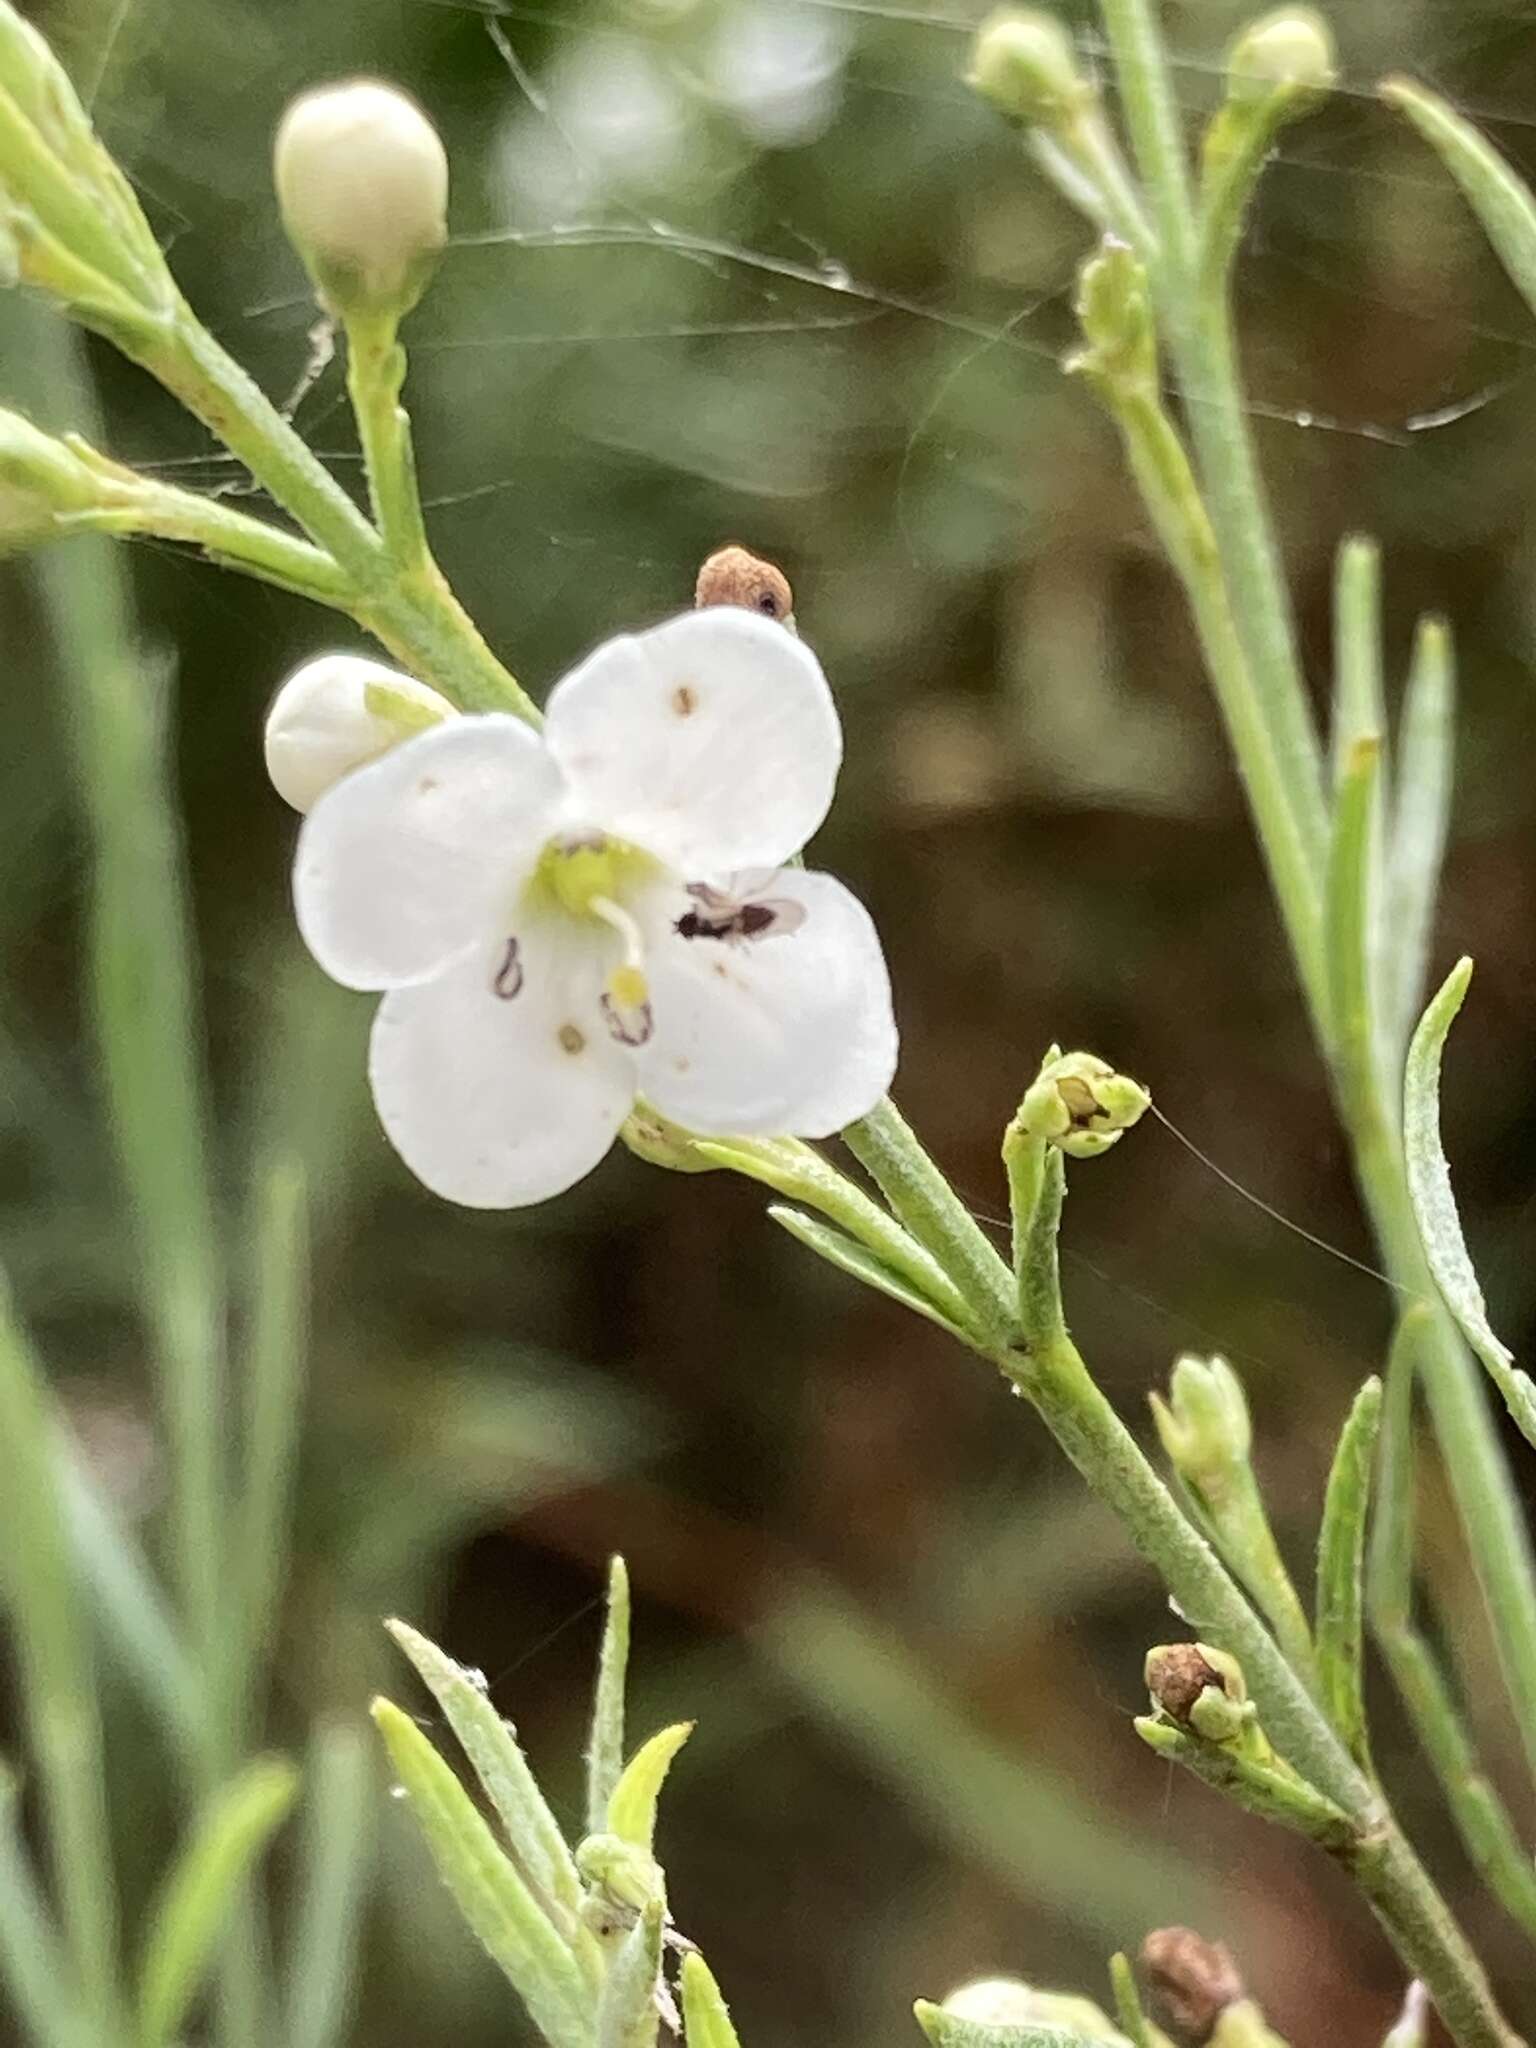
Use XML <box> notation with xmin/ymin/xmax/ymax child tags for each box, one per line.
<box><xmin>694</xmin><ymin>544</ymin><xmax>795</xmax><ymax>625</ymax></box>
<box><xmin>1140</xmin><ymin>1928</ymin><xmax>1245</xmax><ymax>2042</ymax></box>
<box><xmin>1144</xmin><ymin>1643</ymin><xmax>1229</xmax><ymax>1725</ymax></box>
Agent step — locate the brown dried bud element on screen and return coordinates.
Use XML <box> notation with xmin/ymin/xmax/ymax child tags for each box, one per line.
<box><xmin>1144</xmin><ymin>1643</ymin><xmax>1229</xmax><ymax>1725</ymax></box>
<box><xmin>1140</xmin><ymin>1928</ymin><xmax>1245</xmax><ymax>2042</ymax></box>
<box><xmin>694</xmin><ymin>544</ymin><xmax>795</xmax><ymax>626</ymax></box>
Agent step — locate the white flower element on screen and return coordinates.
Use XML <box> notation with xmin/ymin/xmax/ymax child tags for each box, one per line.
<box><xmin>292</xmin><ymin>608</ymin><xmax>897</xmax><ymax>1208</ymax></box>
<box><xmin>265</xmin><ymin>653</ymin><xmax>457</xmax><ymax>812</ymax></box>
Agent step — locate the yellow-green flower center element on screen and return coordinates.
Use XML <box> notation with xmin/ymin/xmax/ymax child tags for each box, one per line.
<box><xmin>525</xmin><ymin>833</ymin><xmax>660</xmax><ymax>922</ymax></box>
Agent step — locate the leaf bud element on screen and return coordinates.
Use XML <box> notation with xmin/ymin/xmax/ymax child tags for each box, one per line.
<box><xmin>967</xmin><ymin>9</ymin><xmax>1093</xmax><ymax>131</ymax></box>
<box><xmin>1226</xmin><ymin>8</ymin><xmax>1336</xmax><ymax>109</ymax></box>
<box><xmin>273</xmin><ymin>79</ymin><xmax>448</xmax><ymax>319</ymax></box>
<box><xmin>1016</xmin><ymin>1049</ymin><xmax>1150</xmax><ymax>1159</ymax></box>
<box><xmin>1150</xmin><ymin>1354</ymin><xmax>1251</xmax><ymax>1489</ymax></box>
<box><xmin>264</xmin><ymin>652</ymin><xmax>456</xmax><ymax>812</ymax></box>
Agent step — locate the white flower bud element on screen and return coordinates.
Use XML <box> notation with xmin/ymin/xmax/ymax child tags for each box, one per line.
<box><xmin>273</xmin><ymin>80</ymin><xmax>449</xmax><ymax>317</ymax></box>
<box><xmin>264</xmin><ymin>653</ymin><xmax>456</xmax><ymax>812</ymax></box>
<box><xmin>1226</xmin><ymin>8</ymin><xmax>1336</xmax><ymax>107</ymax></box>
<box><xmin>967</xmin><ymin>9</ymin><xmax>1091</xmax><ymax>131</ymax></box>
<box><xmin>941</xmin><ymin>1977</ymin><xmax>1129</xmax><ymax>2041</ymax></box>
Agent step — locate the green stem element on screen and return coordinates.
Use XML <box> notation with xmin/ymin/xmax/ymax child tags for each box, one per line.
<box><xmin>73</xmin><ymin>483</ymin><xmax>350</xmax><ymax>606</ymax></box>
<box><xmin>344</xmin><ymin>309</ymin><xmax>429</xmax><ymax>567</ymax></box>
<box><xmin>1092</xmin><ymin>0</ymin><xmax>1536</xmax><ymax>1837</ymax></box>
<box><xmin>1097</xmin><ymin>0</ymin><xmax>1329</xmax><ymax>880</ymax></box>
<box><xmin>842</xmin><ymin>1097</ymin><xmax>1015</xmax><ymax>1342</ymax></box>
<box><xmin>1006</xmin><ymin>1330</ymin><xmax>1515</xmax><ymax>2048</ymax></box>
<box><xmin>129</xmin><ymin>306</ymin><xmax>538</xmax><ymax>720</ymax></box>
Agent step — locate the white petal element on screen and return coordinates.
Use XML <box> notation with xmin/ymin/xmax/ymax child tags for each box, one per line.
<box><xmin>294</xmin><ymin>714</ymin><xmax>565</xmax><ymax>991</ymax></box>
<box><xmin>368</xmin><ymin>928</ymin><xmax>635</xmax><ymax>1208</ymax></box>
<box><xmin>637</xmin><ymin>869</ymin><xmax>896</xmax><ymax>1137</ymax></box>
<box><xmin>543</xmin><ymin>608</ymin><xmax>841</xmax><ymax>872</ymax></box>
<box><xmin>265</xmin><ymin>652</ymin><xmax>457</xmax><ymax>812</ymax></box>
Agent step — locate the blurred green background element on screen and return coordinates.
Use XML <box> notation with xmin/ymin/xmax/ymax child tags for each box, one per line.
<box><xmin>5</xmin><ymin>0</ymin><xmax>1536</xmax><ymax>2040</ymax></box>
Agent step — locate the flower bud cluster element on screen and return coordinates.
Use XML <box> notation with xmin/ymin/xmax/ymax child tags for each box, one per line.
<box><xmin>1016</xmin><ymin>1049</ymin><xmax>1150</xmax><ymax>1159</ymax></box>
<box><xmin>0</xmin><ymin>0</ymin><xmax>174</xmax><ymax>331</ymax></box>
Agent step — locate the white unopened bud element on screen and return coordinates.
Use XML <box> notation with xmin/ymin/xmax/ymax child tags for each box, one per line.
<box><xmin>940</xmin><ymin>1977</ymin><xmax>1129</xmax><ymax>2041</ymax></box>
<box><xmin>273</xmin><ymin>80</ymin><xmax>449</xmax><ymax>317</ymax></box>
<box><xmin>264</xmin><ymin>653</ymin><xmax>456</xmax><ymax>811</ymax></box>
<box><xmin>1226</xmin><ymin>8</ymin><xmax>1336</xmax><ymax>106</ymax></box>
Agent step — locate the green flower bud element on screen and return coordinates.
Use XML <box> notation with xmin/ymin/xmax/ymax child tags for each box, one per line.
<box><xmin>941</xmin><ymin>1978</ymin><xmax>1130</xmax><ymax>2042</ymax></box>
<box><xmin>1226</xmin><ymin>8</ymin><xmax>1336</xmax><ymax>108</ymax></box>
<box><xmin>967</xmin><ymin>9</ymin><xmax>1092</xmax><ymax>131</ymax></box>
<box><xmin>1150</xmin><ymin>1354</ymin><xmax>1251</xmax><ymax>1487</ymax></box>
<box><xmin>0</xmin><ymin>2</ymin><xmax>172</xmax><ymax>325</ymax></box>
<box><xmin>1016</xmin><ymin>1049</ymin><xmax>1151</xmax><ymax>1159</ymax></box>
<box><xmin>575</xmin><ymin>1830</ymin><xmax>665</xmax><ymax>1915</ymax></box>
<box><xmin>274</xmin><ymin>79</ymin><xmax>448</xmax><ymax>319</ymax></box>
<box><xmin>1068</xmin><ymin>237</ymin><xmax>1157</xmax><ymax>396</ymax></box>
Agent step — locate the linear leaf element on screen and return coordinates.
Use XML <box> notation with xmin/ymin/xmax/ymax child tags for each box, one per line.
<box><xmin>1324</xmin><ymin>732</ymin><xmax>1387</xmax><ymax>1101</ymax></box>
<box><xmin>681</xmin><ymin>1954</ymin><xmax>744</xmax><ymax>2048</ymax></box>
<box><xmin>136</xmin><ymin>1758</ymin><xmax>298</xmax><ymax>2048</ymax></box>
<box><xmin>1387</xmin><ymin>617</ymin><xmax>1454</xmax><ymax>1060</ymax></box>
<box><xmin>285</xmin><ymin>1722</ymin><xmax>375</xmax><ymax>2048</ymax></box>
<box><xmin>587</xmin><ymin>1556</ymin><xmax>631</xmax><ymax>1838</ymax></box>
<box><xmin>608</xmin><ymin>1723</ymin><xmax>692</xmax><ymax>1855</ymax></box>
<box><xmin>767</xmin><ymin>1206</ymin><xmax>973</xmax><ymax>1344</ymax></box>
<box><xmin>386</xmin><ymin>1619</ymin><xmax>580</xmax><ymax>1923</ymax></box>
<box><xmin>372</xmin><ymin>1699</ymin><xmax>595</xmax><ymax>2048</ymax></box>
<box><xmin>1383</xmin><ymin>78</ymin><xmax>1536</xmax><ymax>319</ymax></box>
<box><xmin>1331</xmin><ymin>536</ymin><xmax>1385</xmax><ymax>786</ymax></box>
<box><xmin>1314</xmin><ymin>1378</ymin><xmax>1381</xmax><ymax>1767</ymax></box>
<box><xmin>1403</xmin><ymin>960</ymin><xmax>1536</xmax><ymax>1448</ymax></box>
<box><xmin>0</xmin><ymin>1763</ymin><xmax>90</xmax><ymax>2048</ymax></box>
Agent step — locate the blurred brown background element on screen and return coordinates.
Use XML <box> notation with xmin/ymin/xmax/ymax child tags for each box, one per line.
<box><xmin>6</xmin><ymin>0</ymin><xmax>1536</xmax><ymax>2040</ymax></box>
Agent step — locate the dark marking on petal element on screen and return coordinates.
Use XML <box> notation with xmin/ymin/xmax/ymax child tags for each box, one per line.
<box><xmin>671</xmin><ymin>683</ymin><xmax>698</xmax><ymax>718</ymax></box>
<box><xmin>418</xmin><ymin>775</ymin><xmax>440</xmax><ymax>794</ymax></box>
<box><xmin>601</xmin><ymin>992</ymin><xmax>654</xmax><ymax>1047</ymax></box>
<box><xmin>492</xmin><ymin>936</ymin><xmax>524</xmax><ymax>1000</ymax></box>
<box><xmin>558</xmin><ymin>1022</ymin><xmax>586</xmax><ymax>1054</ymax></box>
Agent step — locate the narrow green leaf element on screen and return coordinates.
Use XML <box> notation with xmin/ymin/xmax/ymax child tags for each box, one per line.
<box><xmin>767</xmin><ymin>1205</ymin><xmax>974</xmax><ymax>1344</ymax></box>
<box><xmin>1107</xmin><ymin>1956</ymin><xmax>1158</xmax><ymax>2048</ymax></box>
<box><xmin>1324</xmin><ymin>732</ymin><xmax>1386</xmax><ymax>1102</ymax></box>
<box><xmin>285</xmin><ymin>1722</ymin><xmax>375</xmax><ymax>2048</ymax></box>
<box><xmin>607</xmin><ymin>1723</ymin><xmax>693</xmax><ymax>1855</ymax></box>
<box><xmin>386</xmin><ymin>1618</ymin><xmax>580</xmax><ymax>1921</ymax></box>
<box><xmin>1314</xmin><ymin>1378</ymin><xmax>1381</xmax><ymax>1767</ymax></box>
<box><xmin>681</xmin><ymin>1954</ymin><xmax>744</xmax><ymax>2048</ymax></box>
<box><xmin>1403</xmin><ymin>959</ymin><xmax>1536</xmax><ymax>1448</ymax></box>
<box><xmin>597</xmin><ymin>1897</ymin><xmax>663</xmax><ymax>2048</ymax></box>
<box><xmin>135</xmin><ymin>1758</ymin><xmax>298</xmax><ymax>2048</ymax></box>
<box><xmin>1383</xmin><ymin>78</ymin><xmax>1536</xmax><ymax>320</ymax></box>
<box><xmin>692</xmin><ymin>1135</ymin><xmax>972</xmax><ymax>1331</ymax></box>
<box><xmin>0</xmin><ymin>1275</ymin><xmax>119</xmax><ymax>2028</ymax></box>
<box><xmin>913</xmin><ymin>2001</ymin><xmax>1101</xmax><ymax>2048</ymax></box>
<box><xmin>587</xmin><ymin>1556</ymin><xmax>631</xmax><ymax>1838</ymax></box>
<box><xmin>0</xmin><ymin>1762</ymin><xmax>90</xmax><ymax>2048</ymax></box>
<box><xmin>1331</xmin><ymin>536</ymin><xmax>1385</xmax><ymax>787</ymax></box>
<box><xmin>371</xmin><ymin>1698</ymin><xmax>595</xmax><ymax>2048</ymax></box>
<box><xmin>1387</xmin><ymin>617</ymin><xmax>1454</xmax><ymax>1060</ymax></box>
<box><xmin>1132</xmin><ymin>1718</ymin><xmax>1355</xmax><ymax>1849</ymax></box>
